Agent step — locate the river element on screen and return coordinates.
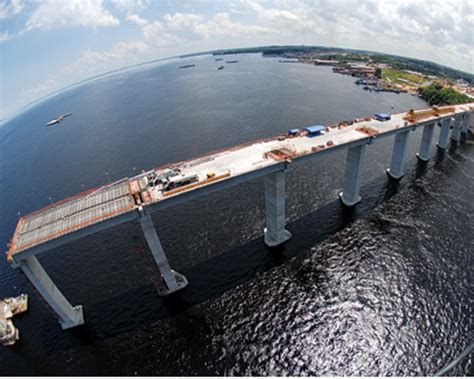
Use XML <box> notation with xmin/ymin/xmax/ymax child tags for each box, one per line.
<box><xmin>0</xmin><ymin>53</ymin><xmax>472</xmax><ymax>375</ymax></box>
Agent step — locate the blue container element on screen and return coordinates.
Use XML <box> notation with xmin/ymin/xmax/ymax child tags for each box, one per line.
<box><xmin>288</xmin><ymin>128</ymin><xmax>300</xmax><ymax>136</ymax></box>
<box><xmin>303</xmin><ymin>125</ymin><xmax>325</xmax><ymax>136</ymax></box>
<box><xmin>374</xmin><ymin>113</ymin><xmax>391</xmax><ymax>121</ymax></box>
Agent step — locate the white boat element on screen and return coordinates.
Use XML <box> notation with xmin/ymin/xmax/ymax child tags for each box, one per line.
<box><xmin>45</xmin><ymin>113</ymin><xmax>72</xmax><ymax>126</ymax></box>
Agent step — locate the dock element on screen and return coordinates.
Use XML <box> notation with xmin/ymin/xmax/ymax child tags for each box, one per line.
<box><xmin>6</xmin><ymin>103</ymin><xmax>473</xmax><ymax>329</ymax></box>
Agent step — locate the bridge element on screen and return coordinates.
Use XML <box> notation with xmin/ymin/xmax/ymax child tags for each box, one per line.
<box><xmin>6</xmin><ymin>103</ymin><xmax>473</xmax><ymax>329</ymax></box>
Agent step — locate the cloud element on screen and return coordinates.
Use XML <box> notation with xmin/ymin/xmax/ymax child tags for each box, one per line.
<box><xmin>127</xmin><ymin>13</ymin><xmax>148</xmax><ymax>27</ymax></box>
<box><xmin>64</xmin><ymin>40</ymin><xmax>148</xmax><ymax>74</ymax></box>
<box><xmin>198</xmin><ymin>12</ymin><xmax>275</xmax><ymax>38</ymax></box>
<box><xmin>128</xmin><ymin>10</ymin><xmax>275</xmax><ymax>48</ymax></box>
<box><xmin>111</xmin><ymin>0</ymin><xmax>150</xmax><ymax>14</ymax></box>
<box><xmin>163</xmin><ymin>12</ymin><xmax>203</xmax><ymax>34</ymax></box>
<box><xmin>25</xmin><ymin>0</ymin><xmax>120</xmax><ymax>30</ymax></box>
<box><xmin>240</xmin><ymin>0</ymin><xmax>320</xmax><ymax>33</ymax></box>
<box><xmin>0</xmin><ymin>0</ymin><xmax>24</xmax><ymax>19</ymax></box>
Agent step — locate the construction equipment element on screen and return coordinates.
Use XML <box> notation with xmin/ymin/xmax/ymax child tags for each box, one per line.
<box><xmin>264</xmin><ymin>148</ymin><xmax>296</xmax><ymax>162</ymax></box>
<box><xmin>356</xmin><ymin>126</ymin><xmax>379</xmax><ymax>136</ymax></box>
<box><xmin>403</xmin><ymin>106</ymin><xmax>455</xmax><ymax>122</ymax></box>
<box><xmin>163</xmin><ymin>172</ymin><xmax>230</xmax><ymax>197</ymax></box>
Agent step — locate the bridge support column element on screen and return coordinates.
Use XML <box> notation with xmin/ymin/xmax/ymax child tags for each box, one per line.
<box><xmin>339</xmin><ymin>143</ymin><xmax>366</xmax><ymax>206</ymax></box>
<box><xmin>461</xmin><ymin>112</ymin><xmax>471</xmax><ymax>135</ymax></box>
<box><xmin>140</xmin><ymin>215</ymin><xmax>188</xmax><ymax>295</ymax></box>
<box><xmin>264</xmin><ymin>170</ymin><xmax>292</xmax><ymax>247</ymax></box>
<box><xmin>417</xmin><ymin>122</ymin><xmax>435</xmax><ymax>161</ymax></box>
<box><xmin>387</xmin><ymin>130</ymin><xmax>410</xmax><ymax>180</ymax></box>
<box><xmin>450</xmin><ymin>114</ymin><xmax>462</xmax><ymax>142</ymax></box>
<box><xmin>437</xmin><ymin>118</ymin><xmax>452</xmax><ymax>150</ymax></box>
<box><xmin>19</xmin><ymin>256</ymin><xmax>84</xmax><ymax>329</ymax></box>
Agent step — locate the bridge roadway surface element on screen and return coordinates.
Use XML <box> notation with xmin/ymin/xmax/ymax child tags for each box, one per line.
<box><xmin>6</xmin><ymin>103</ymin><xmax>474</xmax><ymax>264</ymax></box>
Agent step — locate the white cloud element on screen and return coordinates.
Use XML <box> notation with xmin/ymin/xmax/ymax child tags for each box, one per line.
<box><xmin>142</xmin><ymin>20</ymin><xmax>181</xmax><ymax>47</ymax></box>
<box><xmin>128</xmin><ymin>10</ymin><xmax>275</xmax><ymax>47</ymax></box>
<box><xmin>64</xmin><ymin>40</ymin><xmax>148</xmax><ymax>74</ymax></box>
<box><xmin>198</xmin><ymin>12</ymin><xmax>275</xmax><ymax>38</ymax></box>
<box><xmin>127</xmin><ymin>13</ymin><xmax>148</xmax><ymax>27</ymax></box>
<box><xmin>163</xmin><ymin>12</ymin><xmax>203</xmax><ymax>34</ymax></box>
<box><xmin>0</xmin><ymin>0</ymin><xmax>24</xmax><ymax>19</ymax></box>
<box><xmin>25</xmin><ymin>0</ymin><xmax>120</xmax><ymax>30</ymax></box>
<box><xmin>111</xmin><ymin>0</ymin><xmax>150</xmax><ymax>13</ymax></box>
<box><xmin>240</xmin><ymin>0</ymin><xmax>320</xmax><ymax>33</ymax></box>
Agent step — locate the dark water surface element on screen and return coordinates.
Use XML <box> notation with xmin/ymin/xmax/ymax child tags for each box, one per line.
<box><xmin>0</xmin><ymin>54</ymin><xmax>472</xmax><ymax>375</ymax></box>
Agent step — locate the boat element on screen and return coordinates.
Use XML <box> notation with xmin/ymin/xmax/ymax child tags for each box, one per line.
<box><xmin>217</xmin><ymin>66</ymin><xmax>224</xmax><ymax>70</ymax></box>
<box><xmin>0</xmin><ymin>294</ymin><xmax>28</xmax><ymax>346</ymax></box>
<box><xmin>214</xmin><ymin>58</ymin><xmax>223</xmax><ymax>61</ymax></box>
<box><xmin>226</xmin><ymin>60</ymin><xmax>239</xmax><ymax>64</ymax></box>
<box><xmin>45</xmin><ymin>113</ymin><xmax>72</xmax><ymax>126</ymax></box>
<box><xmin>0</xmin><ymin>319</ymin><xmax>18</xmax><ymax>346</ymax></box>
<box><xmin>179</xmin><ymin>64</ymin><xmax>195</xmax><ymax>69</ymax></box>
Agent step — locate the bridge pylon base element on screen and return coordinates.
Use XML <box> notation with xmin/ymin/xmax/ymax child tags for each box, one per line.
<box><xmin>140</xmin><ymin>214</ymin><xmax>188</xmax><ymax>296</ymax></box>
<box><xmin>157</xmin><ymin>270</ymin><xmax>188</xmax><ymax>296</ymax></box>
<box><xmin>264</xmin><ymin>228</ymin><xmax>292</xmax><ymax>247</ymax></box>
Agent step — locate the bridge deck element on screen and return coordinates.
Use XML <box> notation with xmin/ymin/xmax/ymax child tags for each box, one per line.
<box><xmin>6</xmin><ymin>103</ymin><xmax>473</xmax><ymax>261</ymax></box>
<box><xmin>8</xmin><ymin>181</ymin><xmax>135</xmax><ymax>258</ymax></box>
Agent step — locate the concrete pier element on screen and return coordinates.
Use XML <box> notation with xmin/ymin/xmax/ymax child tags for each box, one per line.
<box><xmin>339</xmin><ymin>144</ymin><xmax>366</xmax><ymax>206</ymax></box>
<box><xmin>450</xmin><ymin>114</ymin><xmax>463</xmax><ymax>141</ymax></box>
<box><xmin>139</xmin><ymin>214</ymin><xmax>188</xmax><ymax>295</ymax></box>
<box><xmin>461</xmin><ymin>112</ymin><xmax>471</xmax><ymax>135</ymax></box>
<box><xmin>264</xmin><ymin>170</ymin><xmax>292</xmax><ymax>247</ymax></box>
<box><xmin>417</xmin><ymin>122</ymin><xmax>435</xmax><ymax>161</ymax></box>
<box><xmin>437</xmin><ymin>118</ymin><xmax>452</xmax><ymax>150</ymax></box>
<box><xmin>387</xmin><ymin>129</ymin><xmax>410</xmax><ymax>179</ymax></box>
<box><xmin>20</xmin><ymin>256</ymin><xmax>84</xmax><ymax>329</ymax></box>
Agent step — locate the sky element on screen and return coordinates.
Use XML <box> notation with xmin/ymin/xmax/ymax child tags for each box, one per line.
<box><xmin>1</xmin><ymin>0</ymin><xmax>473</xmax><ymax>121</ymax></box>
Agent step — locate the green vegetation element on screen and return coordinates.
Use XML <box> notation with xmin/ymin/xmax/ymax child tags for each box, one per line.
<box><xmin>382</xmin><ymin>68</ymin><xmax>425</xmax><ymax>85</ymax></box>
<box><xmin>317</xmin><ymin>53</ymin><xmax>369</xmax><ymax>63</ymax></box>
<box><xmin>420</xmin><ymin>84</ymin><xmax>471</xmax><ymax>106</ymax></box>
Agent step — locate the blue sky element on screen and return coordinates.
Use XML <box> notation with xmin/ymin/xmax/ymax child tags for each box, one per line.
<box><xmin>1</xmin><ymin>0</ymin><xmax>473</xmax><ymax>121</ymax></box>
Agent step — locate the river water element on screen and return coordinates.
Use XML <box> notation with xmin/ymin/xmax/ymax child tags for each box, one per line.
<box><xmin>0</xmin><ymin>54</ymin><xmax>472</xmax><ymax>375</ymax></box>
